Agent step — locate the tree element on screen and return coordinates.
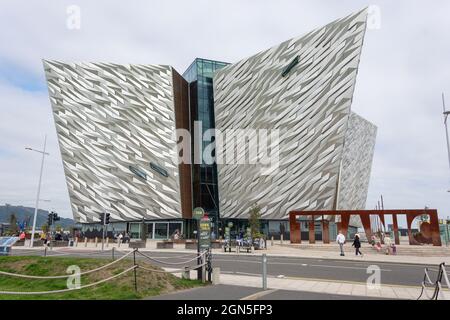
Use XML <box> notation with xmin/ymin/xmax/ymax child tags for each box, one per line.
<box><xmin>9</xmin><ymin>213</ymin><xmax>18</xmax><ymax>235</ymax></box>
<box><xmin>248</xmin><ymin>203</ymin><xmax>262</xmax><ymax>239</ymax></box>
<box><xmin>42</xmin><ymin>224</ymin><xmax>49</xmax><ymax>233</ymax></box>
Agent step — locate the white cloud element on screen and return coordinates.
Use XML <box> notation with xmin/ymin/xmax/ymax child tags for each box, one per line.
<box><xmin>0</xmin><ymin>0</ymin><xmax>449</xmax><ymax>220</ymax></box>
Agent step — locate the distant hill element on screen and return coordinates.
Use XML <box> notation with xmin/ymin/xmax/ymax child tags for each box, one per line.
<box><xmin>0</xmin><ymin>204</ymin><xmax>75</xmax><ymax>229</ymax></box>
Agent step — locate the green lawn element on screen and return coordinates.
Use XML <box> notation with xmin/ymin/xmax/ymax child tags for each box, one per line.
<box><xmin>0</xmin><ymin>255</ymin><xmax>205</xmax><ymax>300</ymax></box>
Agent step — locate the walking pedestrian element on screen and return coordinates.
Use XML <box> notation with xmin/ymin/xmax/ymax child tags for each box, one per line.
<box><xmin>384</xmin><ymin>235</ymin><xmax>392</xmax><ymax>255</ymax></box>
<box><xmin>352</xmin><ymin>234</ymin><xmax>363</xmax><ymax>256</ymax></box>
<box><xmin>336</xmin><ymin>231</ymin><xmax>346</xmax><ymax>256</ymax></box>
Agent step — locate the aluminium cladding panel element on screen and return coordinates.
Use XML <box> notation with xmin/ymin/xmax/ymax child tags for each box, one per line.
<box><xmin>337</xmin><ymin>112</ymin><xmax>377</xmax><ymax>211</ymax></box>
<box><xmin>213</xmin><ymin>9</ymin><xmax>368</xmax><ymax>220</ymax></box>
<box><xmin>43</xmin><ymin>61</ymin><xmax>186</xmax><ymax>223</ymax></box>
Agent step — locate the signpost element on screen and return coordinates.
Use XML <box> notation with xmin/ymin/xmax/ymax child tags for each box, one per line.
<box><xmin>193</xmin><ymin>207</ymin><xmax>205</xmax><ymax>280</ymax></box>
<box><xmin>199</xmin><ymin>215</ymin><xmax>212</xmax><ymax>282</ymax></box>
<box><xmin>199</xmin><ymin>215</ymin><xmax>211</xmax><ymax>250</ymax></box>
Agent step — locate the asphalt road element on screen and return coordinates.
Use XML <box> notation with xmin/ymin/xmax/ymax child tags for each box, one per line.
<box><xmin>9</xmin><ymin>248</ymin><xmax>436</xmax><ymax>287</ymax></box>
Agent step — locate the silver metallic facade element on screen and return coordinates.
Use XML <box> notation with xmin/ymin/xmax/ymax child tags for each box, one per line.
<box><xmin>44</xmin><ymin>8</ymin><xmax>376</xmax><ymax>225</ymax></box>
<box><xmin>44</xmin><ymin>61</ymin><xmax>183</xmax><ymax>223</ymax></box>
<box><xmin>337</xmin><ymin>112</ymin><xmax>377</xmax><ymax>211</ymax></box>
<box><xmin>213</xmin><ymin>9</ymin><xmax>374</xmax><ymax>220</ymax></box>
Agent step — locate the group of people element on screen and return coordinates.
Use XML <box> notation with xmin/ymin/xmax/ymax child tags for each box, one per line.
<box><xmin>336</xmin><ymin>231</ymin><xmax>397</xmax><ymax>256</ymax></box>
<box><xmin>336</xmin><ymin>231</ymin><xmax>364</xmax><ymax>256</ymax></box>
<box><xmin>114</xmin><ymin>232</ymin><xmax>131</xmax><ymax>243</ymax></box>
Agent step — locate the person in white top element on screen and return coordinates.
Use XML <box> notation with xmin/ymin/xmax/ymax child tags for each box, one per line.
<box><xmin>384</xmin><ymin>235</ymin><xmax>392</xmax><ymax>255</ymax></box>
<box><xmin>336</xmin><ymin>231</ymin><xmax>346</xmax><ymax>256</ymax></box>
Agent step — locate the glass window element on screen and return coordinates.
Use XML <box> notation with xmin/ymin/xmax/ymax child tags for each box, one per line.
<box><xmin>129</xmin><ymin>223</ymin><xmax>141</xmax><ymax>239</ymax></box>
<box><xmin>155</xmin><ymin>223</ymin><xmax>168</xmax><ymax>239</ymax></box>
<box><xmin>169</xmin><ymin>222</ymin><xmax>183</xmax><ymax>238</ymax></box>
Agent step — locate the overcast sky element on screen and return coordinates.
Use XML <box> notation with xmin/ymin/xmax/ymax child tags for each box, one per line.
<box><xmin>0</xmin><ymin>0</ymin><xmax>449</xmax><ymax>225</ymax></box>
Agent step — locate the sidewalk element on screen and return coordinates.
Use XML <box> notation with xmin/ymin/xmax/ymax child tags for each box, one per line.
<box><xmin>164</xmin><ymin>268</ymin><xmax>448</xmax><ymax>300</ymax></box>
<box><xmin>148</xmin><ymin>284</ymin><xmax>382</xmax><ymax>300</ymax></box>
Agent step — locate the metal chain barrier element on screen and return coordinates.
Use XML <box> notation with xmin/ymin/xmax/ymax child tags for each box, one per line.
<box><xmin>0</xmin><ymin>265</ymin><xmax>137</xmax><ymax>295</ymax></box>
<box><xmin>137</xmin><ymin>250</ymin><xmax>206</xmax><ymax>265</ymax></box>
<box><xmin>137</xmin><ymin>262</ymin><xmax>207</xmax><ymax>274</ymax></box>
<box><xmin>0</xmin><ymin>250</ymin><xmax>134</xmax><ymax>279</ymax></box>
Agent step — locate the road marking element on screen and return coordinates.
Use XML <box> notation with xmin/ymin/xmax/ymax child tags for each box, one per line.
<box><xmin>310</xmin><ymin>264</ymin><xmax>392</xmax><ymax>272</ymax></box>
<box><xmin>222</xmin><ymin>271</ymin><xmax>425</xmax><ymax>289</ymax></box>
<box><xmin>215</xmin><ymin>259</ymin><xmax>392</xmax><ymax>271</ymax></box>
<box><xmin>241</xmin><ymin>289</ymin><xmax>277</xmax><ymax>300</ymax></box>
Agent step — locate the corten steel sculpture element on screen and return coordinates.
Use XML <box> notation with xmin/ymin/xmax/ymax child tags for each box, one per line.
<box><xmin>289</xmin><ymin>209</ymin><xmax>442</xmax><ymax>247</ymax></box>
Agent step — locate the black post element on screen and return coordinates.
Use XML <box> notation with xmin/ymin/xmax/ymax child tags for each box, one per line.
<box><xmin>197</xmin><ymin>219</ymin><xmax>202</xmax><ymax>280</ymax></box>
<box><xmin>133</xmin><ymin>249</ymin><xmax>138</xmax><ymax>292</ymax></box>
<box><xmin>207</xmin><ymin>248</ymin><xmax>212</xmax><ymax>282</ymax></box>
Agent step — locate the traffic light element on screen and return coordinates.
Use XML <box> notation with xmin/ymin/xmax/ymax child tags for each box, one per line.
<box><xmin>99</xmin><ymin>214</ymin><xmax>104</xmax><ymax>225</ymax></box>
<box><xmin>47</xmin><ymin>213</ymin><xmax>53</xmax><ymax>226</ymax></box>
<box><xmin>52</xmin><ymin>212</ymin><xmax>60</xmax><ymax>222</ymax></box>
<box><xmin>105</xmin><ymin>213</ymin><xmax>110</xmax><ymax>225</ymax></box>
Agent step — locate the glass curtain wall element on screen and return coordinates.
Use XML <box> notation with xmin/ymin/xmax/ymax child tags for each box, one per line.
<box><xmin>183</xmin><ymin>58</ymin><xmax>229</xmax><ymax>236</ymax></box>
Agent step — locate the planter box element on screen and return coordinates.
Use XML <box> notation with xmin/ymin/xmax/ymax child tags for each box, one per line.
<box><xmin>211</xmin><ymin>241</ymin><xmax>222</xmax><ymax>249</ymax></box>
<box><xmin>13</xmin><ymin>240</ymin><xmax>25</xmax><ymax>247</ymax></box>
<box><xmin>129</xmin><ymin>241</ymin><xmax>147</xmax><ymax>249</ymax></box>
<box><xmin>185</xmin><ymin>241</ymin><xmax>197</xmax><ymax>250</ymax></box>
<box><xmin>51</xmin><ymin>240</ymin><xmax>69</xmax><ymax>247</ymax></box>
<box><xmin>157</xmin><ymin>241</ymin><xmax>174</xmax><ymax>249</ymax></box>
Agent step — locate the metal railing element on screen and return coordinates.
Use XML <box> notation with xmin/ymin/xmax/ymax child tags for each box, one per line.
<box><xmin>418</xmin><ymin>263</ymin><xmax>450</xmax><ymax>300</ymax></box>
<box><xmin>0</xmin><ymin>248</ymin><xmax>210</xmax><ymax>295</ymax></box>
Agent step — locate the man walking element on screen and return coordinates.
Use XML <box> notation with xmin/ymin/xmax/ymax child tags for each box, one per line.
<box><xmin>336</xmin><ymin>231</ymin><xmax>346</xmax><ymax>256</ymax></box>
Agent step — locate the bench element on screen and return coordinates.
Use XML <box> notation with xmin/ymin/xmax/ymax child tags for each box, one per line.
<box><xmin>157</xmin><ymin>241</ymin><xmax>174</xmax><ymax>249</ymax></box>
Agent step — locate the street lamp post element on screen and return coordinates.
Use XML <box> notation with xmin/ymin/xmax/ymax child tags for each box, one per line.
<box><xmin>26</xmin><ymin>135</ymin><xmax>50</xmax><ymax>247</ymax></box>
<box><xmin>442</xmin><ymin>93</ymin><xmax>450</xmax><ymax>171</ymax></box>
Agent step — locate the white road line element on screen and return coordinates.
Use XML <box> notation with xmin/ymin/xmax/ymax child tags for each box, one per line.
<box><xmin>241</xmin><ymin>289</ymin><xmax>277</xmax><ymax>300</ymax></box>
<box><xmin>310</xmin><ymin>264</ymin><xmax>392</xmax><ymax>271</ymax></box>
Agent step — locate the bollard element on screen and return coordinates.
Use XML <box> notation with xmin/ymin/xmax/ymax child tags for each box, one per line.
<box><xmin>271</xmin><ymin>236</ymin><xmax>274</xmax><ymax>247</ymax></box>
<box><xmin>106</xmin><ymin>237</ymin><xmax>109</xmax><ymax>248</ymax></box>
<box><xmin>202</xmin><ymin>262</ymin><xmax>206</xmax><ymax>284</ymax></box>
<box><xmin>262</xmin><ymin>254</ymin><xmax>267</xmax><ymax>290</ymax></box>
<box><xmin>133</xmin><ymin>249</ymin><xmax>138</xmax><ymax>292</ymax></box>
<box><xmin>237</xmin><ymin>245</ymin><xmax>240</xmax><ymax>255</ymax></box>
<box><xmin>95</xmin><ymin>237</ymin><xmax>98</xmax><ymax>247</ymax></box>
<box><xmin>75</xmin><ymin>237</ymin><xmax>78</xmax><ymax>247</ymax></box>
<box><xmin>118</xmin><ymin>238</ymin><xmax>121</xmax><ymax>248</ymax></box>
<box><xmin>251</xmin><ymin>246</ymin><xmax>255</xmax><ymax>253</ymax></box>
<box><xmin>44</xmin><ymin>246</ymin><xmax>47</xmax><ymax>257</ymax></box>
<box><xmin>112</xmin><ymin>247</ymin><xmax>115</xmax><ymax>261</ymax></box>
<box><xmin>182</xmin><ymin>266</ymin><xmax>190</xmax><ymax>280</ymax></box>
<box><xmin>212</xmin><ymin>267</ymin><xmax>220</xmax><ymax>285</ymax></box>
<box><xmin>280</xmin><ymin>234</ymin><xmax>283</xmax><ymax>245</ymax></box>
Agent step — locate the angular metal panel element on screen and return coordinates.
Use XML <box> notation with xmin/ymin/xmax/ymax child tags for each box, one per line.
<box><xmin>213</xmin><ymin>9</ymin><xmax>369</xmax><ymax>219</ymax></box>
<box><xmin>44</xmin><ymin>61</ymin><xmax>182</xmax><ymax>223</ymax></box>
<box><xmin>338</xmin><ymin>112</ymin><xmax>377</xmax><ymax>211</ymax></box>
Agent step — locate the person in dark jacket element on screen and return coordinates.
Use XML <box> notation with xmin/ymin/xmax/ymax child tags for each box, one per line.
<box><xmin>352</xmin><ymin>234</ymin><xmax>363</xmax><ymax>256</ymax></box>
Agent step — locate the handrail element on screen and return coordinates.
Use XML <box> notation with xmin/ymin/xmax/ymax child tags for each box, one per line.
<box><xmin>418</xmin><ymin>263</ymin><xmax>449</xmax><ymax>300</ymax></box>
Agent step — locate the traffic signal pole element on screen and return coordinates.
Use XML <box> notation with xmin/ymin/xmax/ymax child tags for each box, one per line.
<box><xmin>101</xmin><ymin>211</ymin><xmax>106</xmax><ymax>251</ymax></box>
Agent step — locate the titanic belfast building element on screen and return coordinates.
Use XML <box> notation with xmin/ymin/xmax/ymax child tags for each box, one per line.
<box><xmin>44</xmin><ymin>8</ymin><xmax>377</xmax><ymax>240</ymax></box>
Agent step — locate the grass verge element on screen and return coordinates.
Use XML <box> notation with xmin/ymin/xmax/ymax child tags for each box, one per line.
<box><xmin>0</xmin><ymin>255</ymin><xmax>205</xmax><ymax>300</ymax></box>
